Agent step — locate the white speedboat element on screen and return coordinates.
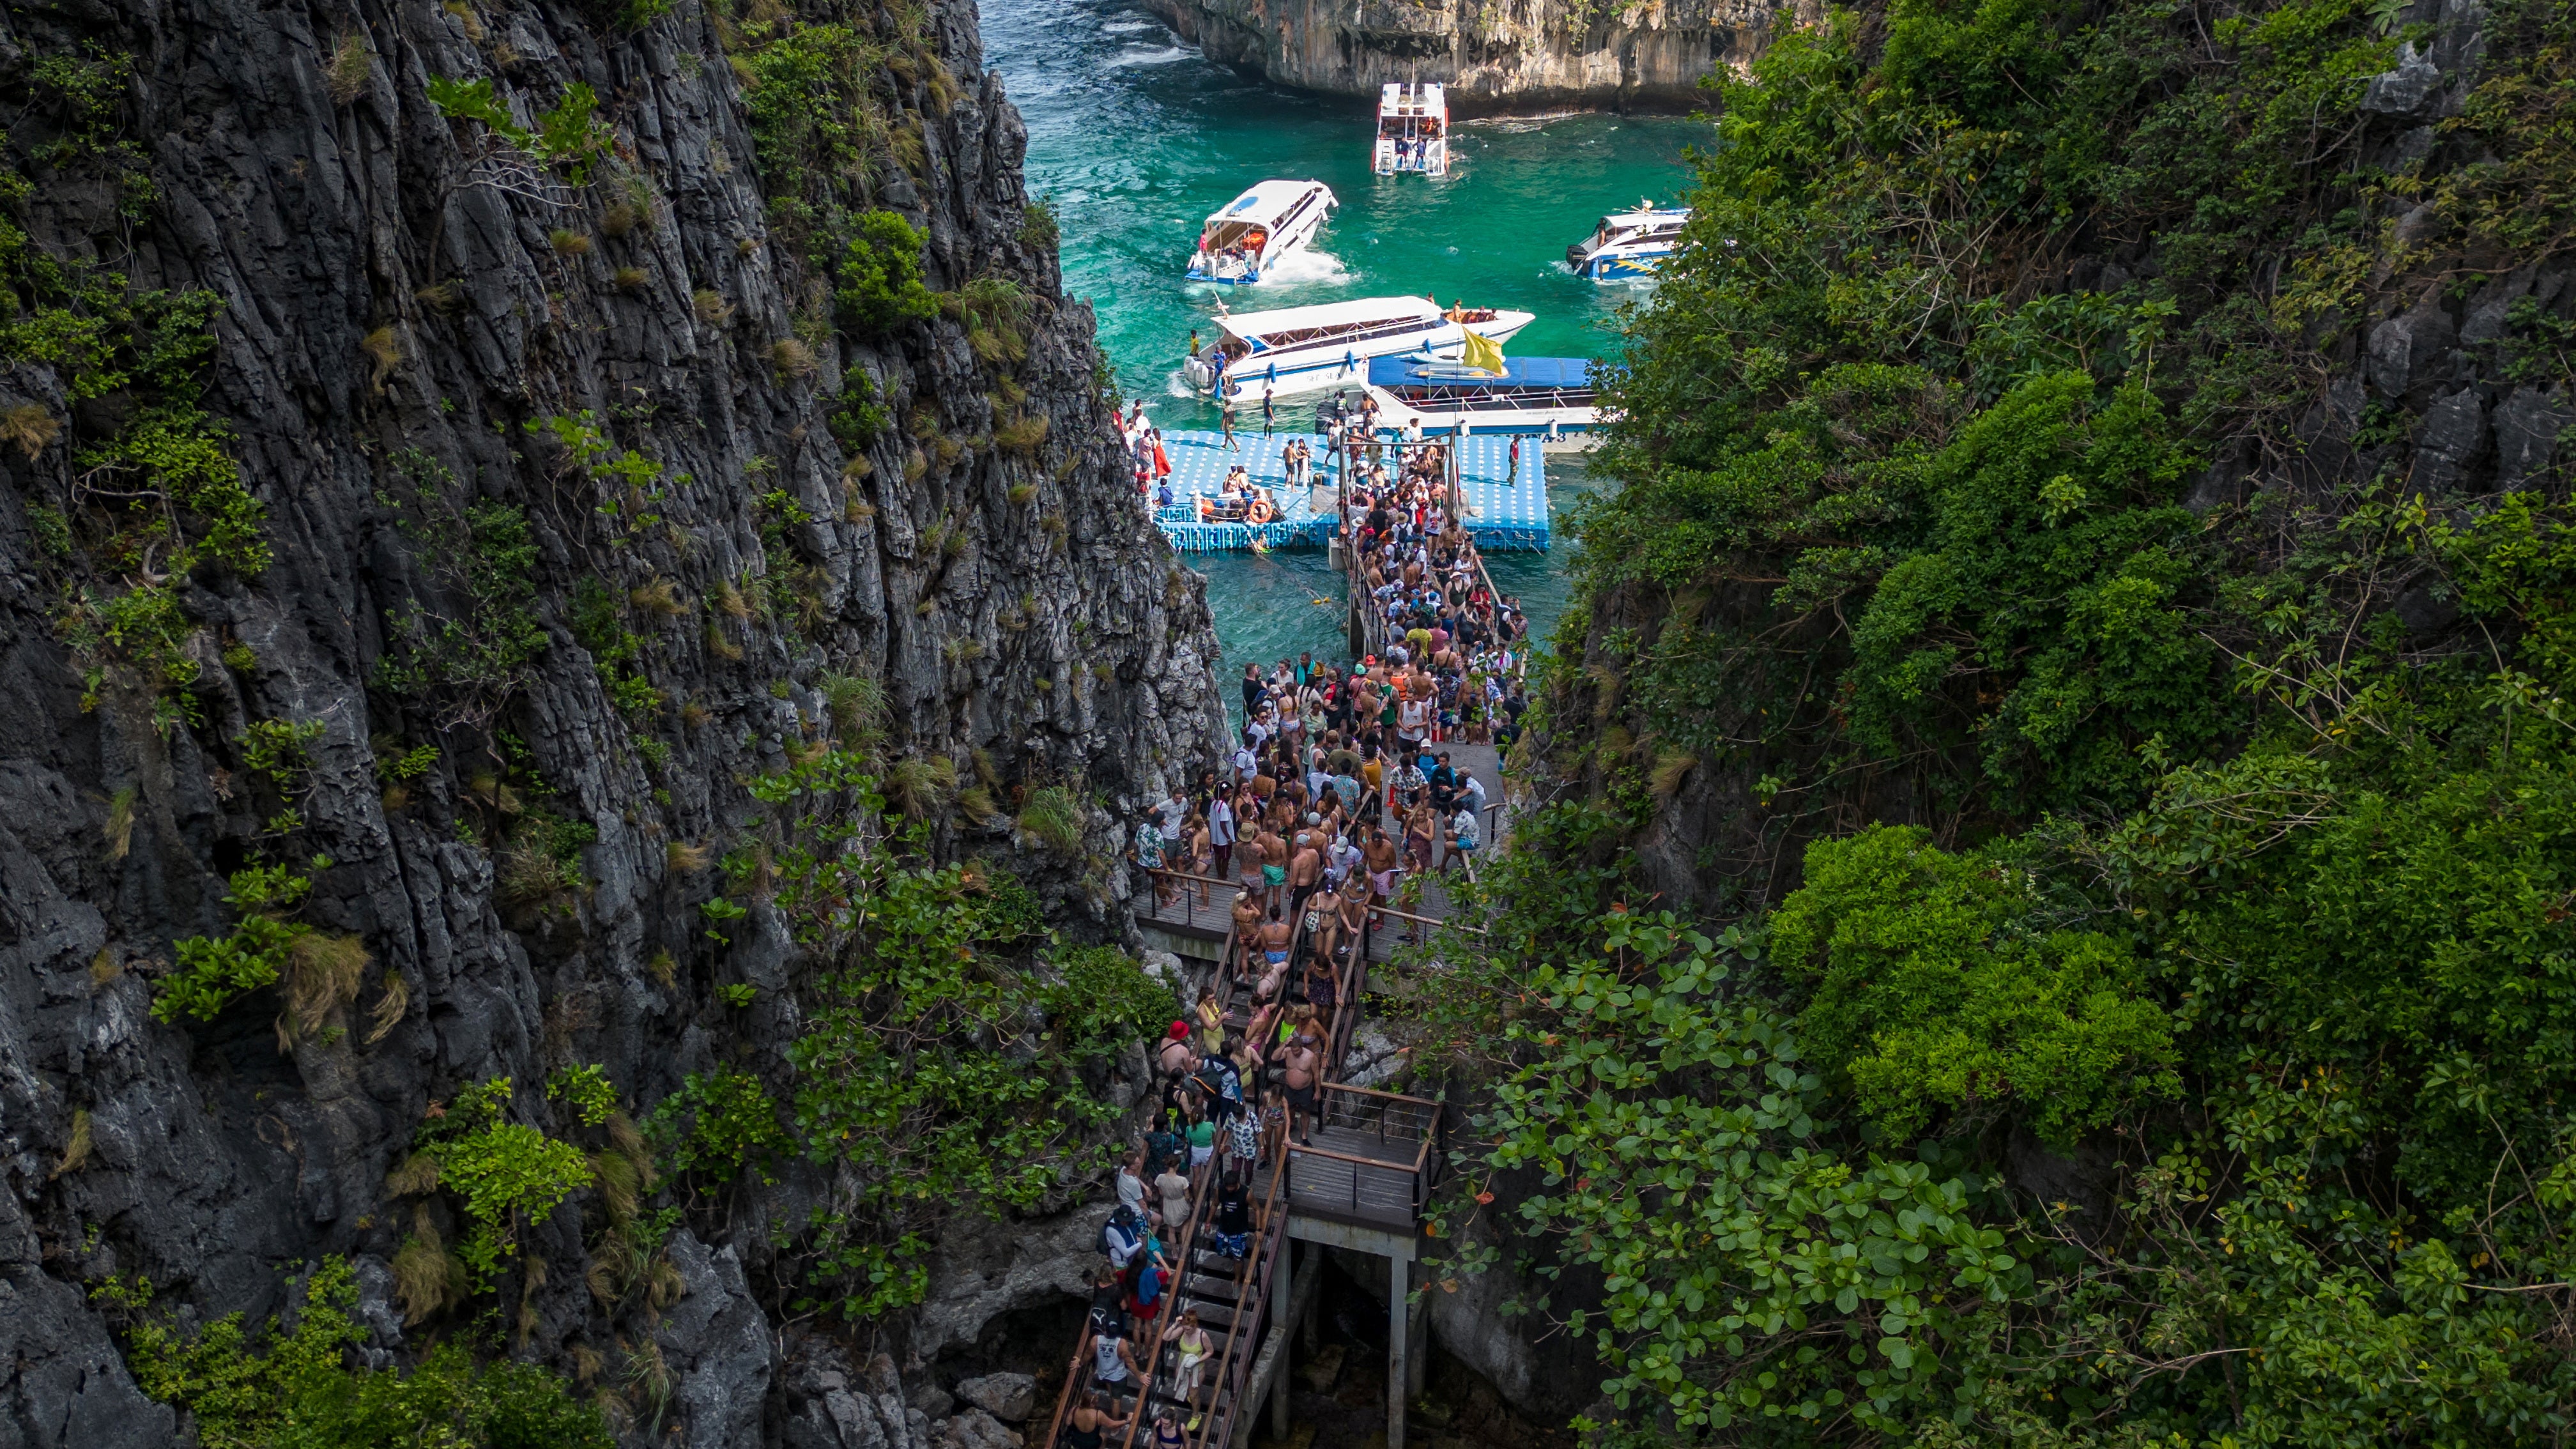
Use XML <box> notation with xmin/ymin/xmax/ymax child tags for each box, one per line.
<box><xmin>1373</xmin><ymin>82</ymin><xmax>1448</xmax><ymax>177</ymax></box>
<box><xmin>1566</xmin><ymin>202</ymin><xmax>1690</xmax><ymax>280</ymax></box>
<box><xmin>1363</xmin><ymin>355</ymin><xmax>1606</xmax><ymax>436</ymax></box>
<box><xmin>1182</xmin><ymin>296</ymin><xmax>1532</xmax><ymax>401</ymax></box>
<box><xmin>1186</xmin><ymin>180</ymin><xmax>1337</xmax><ymax>285</ymax></box>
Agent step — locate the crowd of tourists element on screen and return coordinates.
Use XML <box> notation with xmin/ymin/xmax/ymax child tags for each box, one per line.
<box><xmin>1065</xmin><ymin>411</ymin><xmax>1538</xmax><ymax>1447</ymax></box>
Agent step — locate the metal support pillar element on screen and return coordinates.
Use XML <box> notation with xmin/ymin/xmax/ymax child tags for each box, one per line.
<box><xmin>1387</xmin><ymin>1253</ymin><xmax>1409</xmax><ymax>1449</ymax></box>
<box><xmin>1272</xmin><ymin>1239</ymin><xmax>1293</xmax><ymax>1438</ymax></box>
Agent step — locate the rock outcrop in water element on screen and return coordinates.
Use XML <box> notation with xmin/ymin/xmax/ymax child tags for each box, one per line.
<box><xmin>1140</xmin><ymin>0</ymin><xmax>1814</xmax><ymax>114</ymax></box>
<box><xmin>0</xmin><ymin>0</ymin><xmax>1222</xmax><ymax>1439</ymax></box>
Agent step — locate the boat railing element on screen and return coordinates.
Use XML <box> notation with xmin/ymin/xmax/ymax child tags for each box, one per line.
<box><xmin>1393</xmin><ymin>388</ymin><xmax>1598</xmax><ymax>415</ymax></box>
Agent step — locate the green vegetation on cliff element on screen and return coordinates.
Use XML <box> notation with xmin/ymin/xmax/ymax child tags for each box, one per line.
<box><xmin>1422</xmin><ymin>0</ymin><xmax>2576</xmax><ymax>1443</ymax></box>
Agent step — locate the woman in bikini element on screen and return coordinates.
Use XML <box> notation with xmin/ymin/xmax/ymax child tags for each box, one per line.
<box><xmin>1064</xmin><ymin>1390</ymin><xmax>1131</xmax><ymax>1449</ymax></box>
<box><xmin>1184</xmin><ymin>811</ymin><xmax>1213</xmax><ymax>907</ymax></box>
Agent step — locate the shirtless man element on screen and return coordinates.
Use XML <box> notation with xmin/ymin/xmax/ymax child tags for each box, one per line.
<box><xmin>1257</xmin><ymin>825</ymin><xmax>1290</xmax><ymax>910</ymax></box>
<box><xmin>1255</xmin><ymin>905</ymin><xmax>1292</xmax><ymax>1003</ymax></box>
<box><xmin>1287</xmin><ymin>829</ymin><xmax>1322</xmax><ymax>923</ymax></box>
<box><xmin>1230</xmin><ymin>889</ymin><xmax>1265</xmax><ymax>986</ymax></box>
<box><xmin>1336</xmin><ymin>877</ymin><xmax>1370</xmax><ymax>969</ymax></box>
<box><xmin>1273</xmin><ymin>1031</ymin><xmax>1322</xmax><ymax>1146</ymax></box>
<box><xmin>1363</xmin><ymin>825</ymin><xmax>1401</xmax><ymax>930</ymax></box>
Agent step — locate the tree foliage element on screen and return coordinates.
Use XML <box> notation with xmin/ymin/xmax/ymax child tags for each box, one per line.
<box><xmin>1423</xmin><ymin>0</ymin><xmax>2576</xmax><ymax>1443</ymax></box>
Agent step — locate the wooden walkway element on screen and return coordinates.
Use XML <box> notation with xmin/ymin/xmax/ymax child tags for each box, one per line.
<box><xmin>1046</xmin><ymin>772</ymin><xmax>1484</xmax><ymax>1449</ymax></box>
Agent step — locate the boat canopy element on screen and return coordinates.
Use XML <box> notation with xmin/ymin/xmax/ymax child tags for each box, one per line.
<box><xmin>1379</xmin><ymin>81</ymin><xmax>1444</xmax><ymax>115</ymax></box>
<box><xmin>1218</xmin><ymin>296</ymin><xmax>1445</xmax><ymax>349</ymax></box>
<box><xmin>1586</xmin><ymin>207</ymin><xmax>1689</xmax><ymax>245</ymax></box>
<box><xmin>1369</xmin><ymin>355</ymin><xmax>1598</xmax><ymax>389</ymax></box>
<box><xmin>1199</xmin><ymin>180</ymin><xmax>1331</xmax><ymax>253</ymax></box>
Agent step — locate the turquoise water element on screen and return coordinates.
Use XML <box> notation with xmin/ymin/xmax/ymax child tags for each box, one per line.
<box><xmin>982</xmin><ymin>0</ymin><xmax>1695</xmax><ymax>680</ymax></box>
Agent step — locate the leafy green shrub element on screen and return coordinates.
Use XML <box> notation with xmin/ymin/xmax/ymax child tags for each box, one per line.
<box><xmin>406</xmin><ymin>1079</ymin><xmax>594</xmax><ymax>1284</ymax></box>
<box><xmin>113</xmin><ymin>1257</ymin><xmax>609</xmax><ymax>1449</ymax></box>
<box><xmin>155</xmin><ymin>866</ymin><xmax>314</xmax><ymax>1023</ymax></box>
<box><xmin>1046</xmin><ymin>946</ymin><xmax>1176</xmax><ymax>1049</ymax></box>
<box><xmin>833</xmin><ymin>210</ymin><xmax>936</xmax><ymax>336</ymax></box>
<box><xmin>371</xmin><ymin>454</ymin><xmax>549</xmax><ymax>730</ymax></box>
<box><xmin>424</xmin><ymin>78</ymin><xmax>613</xmax><ymax>183</ymax></box>
<box><xmin>645</xmin><ymin>1066</ymin><xmax>788</xmax><ymax>1184</ymax></box>
<box><xmin>544</xmin><ymin>1064</ymin><xmax>617</xmax><ymax>1126</ymax></box>
<box><xmin>1019</xmin><ymin>199</ymin><xmax>1058</xmax><ymax>252</ymax></box>
<box><xmin>1767</xmin><ymin>824</ymin><xmax>2178</xmax><ymax>1145</ymax></box>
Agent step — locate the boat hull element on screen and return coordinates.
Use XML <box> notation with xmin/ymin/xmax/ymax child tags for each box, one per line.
<box><xmin>1190</xmin><ymin>315</ymin><xmax>1532</xmax><ymax>400</ymax></box>
<box><xmin>1573</xmin><ymin>247</ymin><xmax>1672</xmax><ymax>280</ymax></box>
<box><xmin>1363</xmin><ymin>385</ymin><xmax>1607</xmax><ymax>436</ymax></box>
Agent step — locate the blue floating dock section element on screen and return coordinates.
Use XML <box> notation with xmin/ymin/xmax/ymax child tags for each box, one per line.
<box><xmin>1151</xmin><ymin>431</ymin><xmax>1335</xmax><ymax>553</ymax></box>
<box><xmin>1149</xmin><ymin>429</ymin><xmax>1549</xmax><ymax>553</ymax></box>
<box><xmin>1447</xmin><ymin>433</ymin><xmax>1551</xmax><ymax>551</ymax></box>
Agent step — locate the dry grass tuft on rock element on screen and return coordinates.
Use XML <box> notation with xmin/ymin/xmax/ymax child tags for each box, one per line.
<box><xmin>612</xmin><ymin>265</ymin><xmax>649</xmax><ymax>293</ymax></box>
<box><xmin>601</xmin><ymin>201</ymin><xmax>641</xmax><ymax>238</ymax></box>
<box><xmin>666</xmin><ymin>839</ymin><xmax>710</xmax><ymax>873</ymax></box>
<box><xmin>102</xmin><ymin>785</ymin><xmax>137</xmax><ymax>861</ymax></box>
<box><xmin>995</xmin><ymin>413</ymin><xmax>1049</xmax><ymax>456</ymax></box>
<box><xmin>630</xmin><ymin>576</ymin><xmax>686</xmax><ymax>618</ymax></box>
<box><xmin>361</xmin><ymin>325</ymin><xmax>402</xmax><ymax>392</ymax></box>
<box><xmin>328</xmin><ymin>32</ymin><xmax>372</xmax><ymax>103</ymax></box>
<box><xmin>392</xmin><ymin>1207</ymin><xmax>467</xmax><ymax>1322</ymax></box>
<box><xmin>550</xmin><ymin>229</ymin><xmax>593</xmax><ymax>257</ymax></box>
<box><xmin>279</xmin><ymin>931</ymin><xmax>371</xmax><ymax>1046</ymax></box>
<box><xmin>367</xmin><ymin>967</ymin><xmax>408</xmax><ymax>1043</ymax></box>
<box><xmin>691</xmin><ymin>289</ymin><xmax>733</xmax><ymax>325</ymax></box>
<box><xmin>1</xmin><ymin>402</ymin><xmax>61</xmax><ymax>460</ymax></box>
<box><xmin>770</xmin><ymin>337</ymin><xmax>818</xmax><ymax>378</ymax></box>
<box><xmin>50</xmin><ymin>1108</ymin><xmax>91</xmax><ymax>1178</ymax></box>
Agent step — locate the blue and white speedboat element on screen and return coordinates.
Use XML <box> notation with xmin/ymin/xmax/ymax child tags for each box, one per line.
<box><xmin>1182</xmin><ymin>296</ymin><xmax>1532</xmax><ymax>401</ymax></box>
<box><xmin>1186</xmin><ymin>180</ymin><xmax>1337</xmax><ymax>285</ymax></box>
<box><xmin>1565</xmin><ymin>203</ymin><xmax>1690</xmax><ymax>280</ymax></box>
<box><xmin>1363</xmin><ymin>355</ymin><xmax>1606</xmax><ymax>436</ymax></box>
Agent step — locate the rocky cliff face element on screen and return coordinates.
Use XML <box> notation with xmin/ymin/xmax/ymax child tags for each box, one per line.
<box><xmin>0</xmin><ymin>0</ymin><xmax>1222</xmax><ymax>1439</ymax></box>
<box><xmin>1142</xmin><ymin>0</ymin><xmax>1813</xmax><ymax>114</ymax></box>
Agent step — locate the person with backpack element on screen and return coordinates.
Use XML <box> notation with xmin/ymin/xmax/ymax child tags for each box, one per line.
<box><xmin>1101</xmin><ymin>1202</ymin><xmax>1146</xmax><ymax>1269</ymax></box>
<box><xmin>1211</xmin><ymin>1176</ymin><xmax>1253</xmax><ymax>1258</ymax></box>
<box><xmin>1123</xmin><ymin>1247</ymin><xmax>1167</xmax><ymax>1324</ymax></box>
<box><xmin>1194</xmin><ymin>1043</ymin><xmax>1243</xmax><ymax>1124</ymax></box>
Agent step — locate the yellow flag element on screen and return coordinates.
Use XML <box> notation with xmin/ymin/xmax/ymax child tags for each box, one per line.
<box><xmin>1457</xmin><ymin>325</ymin><xmax>1505</xmax><ymax>376</ymax></box>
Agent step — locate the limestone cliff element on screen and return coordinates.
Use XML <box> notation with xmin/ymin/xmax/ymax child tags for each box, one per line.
<box><xmin>1142</xmin><ymin>0</ymin><xmax>1814</xmax><ymax>114</ymax></box>
<box><xmin>0</xmin><ymin>0</ymin><xmax>1222</xmax><ymax>1440</ymax></box>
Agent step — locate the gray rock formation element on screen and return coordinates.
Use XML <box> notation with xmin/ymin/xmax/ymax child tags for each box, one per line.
<box><xmin>1142</xmin><ymin>0</ymin><xmax>1817</xmax><ymax>114</ymax></box>
<box><xmin>0</xmin><ymin>0</ymin><xmax>1222</xmax><ymax>1439</ymax></box>
<box><xmin>952</xmin><ymin>1371</ymin><xmax>1038</xmax><ymax>1423</ymax></box>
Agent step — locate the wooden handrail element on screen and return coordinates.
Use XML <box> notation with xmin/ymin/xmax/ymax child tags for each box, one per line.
<box><xmin>1111</xmin><ymin>1142</ymin><xmax>1221</xmax><ymax>1449</ymax></box>
<box><xmin>1187</xmin><ymin>1144</ymin><xmax>1291</xmax><ymax>1449</ymax></box>
<box><xmin>1316</xmin><ymin>1080</ymin><xmax>1438</xmax><ymax>1107</ymax></box>
<box><xmin>1147</xmin><ymin>866</ymin><xmax>1238</xmax><ymax>890</ymax></box>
